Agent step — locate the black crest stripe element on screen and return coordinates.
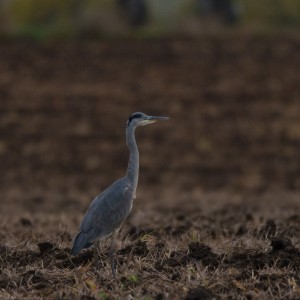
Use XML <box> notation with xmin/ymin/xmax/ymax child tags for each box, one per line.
<box><xmin>128</xmin><ymin>113</ymin><xmax>143</xmax><ymax>124</ymax></box>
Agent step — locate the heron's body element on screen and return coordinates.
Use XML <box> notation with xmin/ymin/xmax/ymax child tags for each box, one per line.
<box><xmin>71</xmin><ymin>112</ymin><xmax>168</xmax><ymax>276</ymax></box>
<box><xmin>71</xmin><ymin>177</ymin><xmax>134</xmax><ymax>255</ymax></box>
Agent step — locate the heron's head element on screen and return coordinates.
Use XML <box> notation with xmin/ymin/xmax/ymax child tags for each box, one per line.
<box><xmin>127</xmin><ymin>112</ymin><xmax>169</xmax><ymax>128</ymax></box>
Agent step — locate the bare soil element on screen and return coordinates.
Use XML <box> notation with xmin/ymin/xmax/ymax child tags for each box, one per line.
<box><xmin>0</xmin><ymin>33</ymin><xmax>300</xmax><ymax>299</ymax></box>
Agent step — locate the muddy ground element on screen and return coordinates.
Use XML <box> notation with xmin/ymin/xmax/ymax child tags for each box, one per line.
<box><xmin>0</xmin><ymin>33</ymin><xmax>300</xmax><ymax>299</ymax></box>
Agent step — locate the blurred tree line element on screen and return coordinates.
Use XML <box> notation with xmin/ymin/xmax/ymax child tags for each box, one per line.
<box><xmin>1</xmin><ymin>0</ymin><xmax>300</xmax><ymax>38</ymax></box>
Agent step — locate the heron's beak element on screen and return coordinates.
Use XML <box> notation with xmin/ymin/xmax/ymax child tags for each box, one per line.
<box><xmin>141</xmin><ymin>115</ymin><xmax>169</xmax><ymax>125</ymax></box>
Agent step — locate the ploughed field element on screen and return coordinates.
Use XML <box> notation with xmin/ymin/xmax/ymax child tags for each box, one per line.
<box><xmin>0</xmin><ymin>34</ymin><xmax>300</xmax><ymax>299</ymax></box>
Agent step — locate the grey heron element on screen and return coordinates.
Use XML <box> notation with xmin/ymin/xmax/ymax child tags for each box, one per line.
<box><xmin>71</xmin><ymin>112</ymin><xmax>168</xmax><ymax>277</ymax></box>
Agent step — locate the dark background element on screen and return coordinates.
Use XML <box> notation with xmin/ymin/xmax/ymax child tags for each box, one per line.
<box><xmin>1</xmin><ymin>36</ymin><xmax>300</xmax><ymax>213</ymax></box>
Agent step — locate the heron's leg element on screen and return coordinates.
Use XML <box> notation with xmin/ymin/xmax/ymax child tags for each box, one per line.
<box><xmin>93</xmin><ymin>241</ymin><xmax>100</xmax><ymax>269</ymax></box>
<box><xmin>110</xmin><ymin>231</ymin><xmax>116</xmax><ymax>278</ymax></box>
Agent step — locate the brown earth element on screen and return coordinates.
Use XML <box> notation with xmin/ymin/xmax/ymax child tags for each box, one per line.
<box><xmin>0</xmin><ymin>33</ymin><xmax>300</xmax><ymax>299</ymax></box>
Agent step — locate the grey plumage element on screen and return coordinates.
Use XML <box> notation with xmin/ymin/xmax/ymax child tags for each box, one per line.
<box><xmin>71</xmin><ymin>112</ymin><xmax>168</xmax><ymax>276</ymax></box>
<box><xmin>71</xmin><ymin>178</ymin><xmax>133</xmax><ymax>254</ymax></box>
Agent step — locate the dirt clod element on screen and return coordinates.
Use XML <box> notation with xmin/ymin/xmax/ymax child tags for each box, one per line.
<box><xmin>185</xmin><ymin>286</ymin><xmax>219</xmax><ymax>300</ymax></box>
<box><xmin>37</xmin><ymin>242</ymin><xmax>55</xmax><ymax>253</ymax></box>
<box><xmin>260</xmin><ymin>220</ymin><xmax>277</xmax><ymax>238</ymax></box>
<box><xmin>269</xmin><ymin>237</ymin><xmax>295</xmax><ymax>252</ymax></box>
<box><xmin>188</xmin><ymin>242</ymin><xmax>219</xmax><ymax>268</ymax></box>
<box><xmin>20</xmin><ymin>218</ymin><xmax>32</xmax><ymax>227</ymax></box>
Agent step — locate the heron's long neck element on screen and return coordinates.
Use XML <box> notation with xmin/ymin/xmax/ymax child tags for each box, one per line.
<box><xmin>126</xmin><ymin>125</ymin><xmax>139</xmax><ymax>192</ymax></box>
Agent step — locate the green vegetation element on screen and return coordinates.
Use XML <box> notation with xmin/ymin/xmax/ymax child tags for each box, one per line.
<box><xmin>127</xmin><ymin>274</ymin><xmax>139</xmax><ymax>284</ymax></box>
<box><xmin>1</xmin><ymin>0</ymin><xmax>300</xmax><ymax>39</ymax></box>
<box><xmin>241</xmin><ymin>0</ymin><xmax>300</xmax><ymax>26</ymax></box>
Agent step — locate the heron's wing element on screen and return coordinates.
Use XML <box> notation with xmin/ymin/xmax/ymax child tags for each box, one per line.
<box><xmin>79</xmin><ymin>179</ymin><xmax>134</xmax><ymax>241</ymax></box>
